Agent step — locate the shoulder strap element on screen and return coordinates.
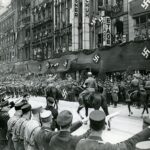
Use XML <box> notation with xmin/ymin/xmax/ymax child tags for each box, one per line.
<box><xmin>80</xmin><ymin>138</ymin><xmax>106</xmax><ymax>144</ymax></box>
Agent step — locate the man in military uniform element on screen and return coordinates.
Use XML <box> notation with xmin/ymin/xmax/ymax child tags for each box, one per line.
<box><xmin>12</xmin><ymin>104</ymin><xmax>32</xmax><ymax>150</ymax></box>
<box><xmin>76</xmin><ymin>110</ymin><xmax>150</xmax><ymax>150</ymax></box>
<box><xmin>48</xmin><ymin>110</ymin><xmax>90</xmax><ymax>150</ymax></box>
<box><xmin>7</xmin><ymin>102</ymin><xmax>25</xmax><ymax>150</ymax></box>
<box><xmin>45</xmin><ymin>97</ymin><xmax>59</xmax><ymax>131</ymax></box>
<box><xmin>35</xmin><ymin>110</ymin><xmax>52</xmax><ymax>150</ymax></box>
<box><xmin>0</xmin><ymin>101</ymin><xmax>10</xmax><ymax>150</ymax></box>
<box><xmin>79</xmin><ymin>72</ymin><xmax>98</xmax><ymax>107</ymax></box>
<box><xmin>24</xmin><ymin>105</ymin><xmax>42</xmax><ymax>150</ymax></box>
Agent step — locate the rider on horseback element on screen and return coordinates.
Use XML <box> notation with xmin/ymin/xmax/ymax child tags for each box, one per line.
<box><xmin>79</xmin><ymin>72</ymin><xmax>98</xmax><ymax>105</ymax></box>
<box><xmin>130</xmin><ymin>73</ymin><xmax>140</xmax><ymax>92</ymax></box>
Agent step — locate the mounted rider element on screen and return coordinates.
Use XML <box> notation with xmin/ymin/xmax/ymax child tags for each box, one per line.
<box><xmin>79</xmin><ymin>72</ymin><xmax>98</xmax><ymax>104</ymax></box>
<box><xmin>130</xmin><ymin>73</ymin><xmax>140</xmax><ymax>92</ymax></box>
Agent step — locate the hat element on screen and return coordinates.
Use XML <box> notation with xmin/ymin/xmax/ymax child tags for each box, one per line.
<box><xmin>87</xmin><ymin>72</ymin><xmax>92</xmax><ymax>76</ymax></box>
<box><xmin>15</xmin><ymin>102</ymin><xmax>25</xmax><ymax>110</ymax></box>
<box><xmin>40</xmin><ymin>110</ymin><xmax>52</xmax><ymax>123</ymax></box>
<box><xmin>31</xmin><ymin>105</ymin><xmax>42</xmax><ymax>114</ymax></box>
<box><xmin>47</xmin><ymin>97</ymin><xmax>54</xmax><ymax>104</ymax></box>
<box><xmin>21</xmin><ymin>104</ymin><xmax>31</xmax><ymax>114</ymax></box>
<box><xmin>57</xmin><ymin>110</ymin><xmax>73</xmax><ymax>127</ymax></box>
<box><xmin>9</xmin><ymin>101</ymin><xmax>15</xmax><ymax>108</ymax></box>
<box><xmin>136</xmin><ymin>141</ymin><xmax>150</xmax><ymax>150</ymax></box>
<box><xmin>0</xmin><ymin>100</ymin><xmax>9</xmax><ymax>107</ymax></box>
<box><xmin>23</xmin><ymin>93</ymin><xmax>29</xmax><ymax>98</ymax></box>
<box><xmin>89</xmin><ymin>110</ymin><xmax>106</xmax><ymax>131</ymax></box>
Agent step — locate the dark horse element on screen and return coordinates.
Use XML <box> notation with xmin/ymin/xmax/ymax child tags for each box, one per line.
<box><xmin>45</xmin><ymin>86</ymin><xmax>63</xmax><ymax>109</ymax></box>
<box><xmin>127</xmin><ymin>89</ymin><xmax>149</xmax><ymax>116</ymax></box>
<box><xmin>72</xmin><ymin>85</ymin><xmax>109</xmax><ymax>118</ymax></box>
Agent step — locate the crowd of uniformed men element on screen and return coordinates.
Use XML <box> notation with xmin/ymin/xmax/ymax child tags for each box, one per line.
<box><xmin>0</xmin><ymin>71</ymin><xmax>150</xmax><ymax>149</ymax></box>
<box><xmin>0</xmin><ymin>92</ymin><xmax>149</xmax><ymax>150</ymax></box>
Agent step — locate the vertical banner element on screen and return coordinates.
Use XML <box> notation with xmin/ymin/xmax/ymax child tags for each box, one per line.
<box><xmin>103</xmin><ymin>16</ymin><xmax>111</xmax><ymax>46</ymax></box>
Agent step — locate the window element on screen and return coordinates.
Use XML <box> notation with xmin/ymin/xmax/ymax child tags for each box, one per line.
<box><xmin>140</xmin><ymin>15</ymin><xmax>146</xmax><ymax>24</ymax></box>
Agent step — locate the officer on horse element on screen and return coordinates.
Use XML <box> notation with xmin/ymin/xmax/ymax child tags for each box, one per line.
<box><xmin>79</xmin><ymin>72</ymin><xmax>98</xmax><ymax>105</ymax></box>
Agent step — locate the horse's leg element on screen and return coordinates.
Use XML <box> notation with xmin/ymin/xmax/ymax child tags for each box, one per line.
<box><xmin>85</xmin><ymin>107</ymin><xmax>88</xmax><ymax>117</ymax></box>
<box><xmin>77</xmin><ymin>105</ymin><xmax>84</xmax><ymax>119</ymax></box>
<box><xmin>128</xmin><ymin>102</ymin><xmax>133</xmax><ymax>116</ymax></box>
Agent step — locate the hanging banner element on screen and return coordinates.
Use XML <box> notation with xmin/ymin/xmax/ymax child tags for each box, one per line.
<box><xmin>93</xmin><ymin>53</ymin><xmax>101</xmax><ymax>64</ymax></box>
<box><xmin>142</xmin><ymin>47</ymin><xmax>150</xmax><ymax>59</ymax></box>
<box><xmin>103</xmin><ymin>16</ymin><xmax>111</xmax><ymax>46</ymax></box>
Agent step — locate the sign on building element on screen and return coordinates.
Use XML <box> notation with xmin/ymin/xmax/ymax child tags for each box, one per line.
<box><xmin>74</xmin><ymin>0</ymin><xmax>79</xmax><ymax>16</ymax></box>
<box><xmin>103</xmin><ymin>17</ymin><xmax>111</xmax><ymax>46</ymax></box>
<box><xmin>85</xmin><ymin>0</ymin><xmax>89</xmax><ymax>16</ymax></box>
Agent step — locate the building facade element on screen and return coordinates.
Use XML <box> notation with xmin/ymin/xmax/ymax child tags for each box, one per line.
<box><xmin>0</xmin><ymin>0</ymin><xmax>150</xmax><ymax>66</ymax></box>
<box><xmin>129</xmin><ymin>0</ymin><xmax>150</xmax><ymax>41</ymax></box>
<box><xmin>0</xmin><ymin>4</ymin><xmax>16</xmax><ymax>63</ymax></box>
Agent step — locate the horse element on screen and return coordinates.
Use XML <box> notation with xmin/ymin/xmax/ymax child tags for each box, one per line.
<box><xmin>72</xmin><ymin>85</ymin><xmax>109</xmax><ymax>117</ymax></box>
<box><xmin>127</xmin><ymin>89</ymin><xmax>149</xmax><ymax>117</ymax></box>
<box><xmin>45</xmin><ymin>86</ymin><xmax>63</xmax><ymax>110</ymax></box>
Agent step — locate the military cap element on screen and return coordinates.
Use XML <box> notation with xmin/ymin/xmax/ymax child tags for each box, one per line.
<box><xmin>0</xmin><ymin>100</ymin><xmax>9</xmax><ymax>107</ymax></box>
<box><xmin>57</xmin><ymin>110</ymin><xmax>73</xmax><ymax>127</ymax></box>
<box><xmin>40</xmin><ymin>110</ymin><xmax>52</xmax><ymax>123</ymax></box>
<box><xmin>89</xmin><ymin>110</ymin><xmax>106</xmax><ymax>131</ymax></box>
<box><xmin>9</xmin><ymin>101</ymin><xmax>15</xmax><ymax>108</ymax></box>
<box><xmin>23</xmin><ymin>93</ymin><xmax>29</xmax><ymax>98</ymax></box>
<box><xmin>136</xmin><ymin>141</ymin><xmax>150</xmax><ymax>150</ymax></box>
<box><xmin>87</xmin><ymin>72</ymin><xmax>92</xmax><ymax>75</ymax></box>
<box><xmin>15</xmin><ymin>102</ymin><xmax>25</xmax><ymax>110</ymax></box>
<box><xmin>47</xmin><ymin>97</ymin><xmax>54</xmax><ymax>104</ymax></box>
<box><xmin>22</xmin><ymin>104</ymin><xmax>31</xmax><ymax>114</ymax></box>
<box><xmin>31</xmin><ymin>104</ymin><xmax>42</xmax><ymax>114</ymax></box>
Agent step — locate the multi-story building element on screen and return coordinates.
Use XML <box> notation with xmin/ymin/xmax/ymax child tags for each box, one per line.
<box><xmin>0</xmin><ymin>3</ymin><xmax>16</xmax><ymax>63</ymax></box>
<box><xmin>16</xmin><ymin>0</ymin><xmax>31</xmax><ymax>61</ymax></box>
<box><xmin>129</xmin><ymin>0</ymin><xmax>150</xmax><ymax>41</ymax></box>
<box><xmin>32</xmin><ymin>0</ymin><xmax>54</xmax><ymax>61</ymax></box>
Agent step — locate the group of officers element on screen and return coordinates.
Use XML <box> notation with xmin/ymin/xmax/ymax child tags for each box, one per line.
<box><xmin>0</xmin><ymin>93</ymin><xmax>149</xmax><ymax>150</ymax></box>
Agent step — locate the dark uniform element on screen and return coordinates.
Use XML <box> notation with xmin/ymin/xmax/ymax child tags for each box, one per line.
<box><xmin>7</xmin><ymin>102</ymin><xmax>25</xmax><ymax>150</ymax></box>
<box><xmin>48</xmin><ymin>110</ymin><xmax>90</xmax><ymax>150</ymax></box>
<box><xmin>24</xmin><ymin>106</ymin><xmax>41</xmax><ymax>150</ymax></box>
<box><xmin>76</xmin><ymin>110</ymin><xmax>150</xmax><ymax>150</ymax></box>
<box><xmin>12</xmin><ymin>104</ymin><xmax>31</xmax><ymax>150</ymax></box>
<box><xmin>0</xmin><ymin>101</ymin><xmax>10</xmax><ymax>150</ymax></box>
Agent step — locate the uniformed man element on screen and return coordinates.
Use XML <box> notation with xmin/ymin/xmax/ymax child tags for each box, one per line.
<box><xmin>130</xmin><ymin>74</ymin><xmax>140</xmax><ymax>92</ymax></box>
<box><xmin>45</xmin><ymin>97</ymin><xmax>59</xmax><ymax>131</ymax></box>
<box><xmin>79</xmin><ymin>72</ymin><xmax>98</xmax><ymax>107</ymax></box>
<box><xmin>35</xmin><ymin>110</ymin><xmax>52</xmax><ymax>150</ymax></box>
<box><xmin>48</xmin><ymin>110</ymin><xmax>90</xmax><ymax>150</ymax></box>
<box><xmin>0</xmin><ymin>101</ymin><xmax>10</xmax><ymax>150</ymax></box>
<box><xmin>22</xmin><ymin>93</ymin><xmax>30</xmax><ymax>105</ymax></box>
<box><xmin>76</xmin><ymin>110</ymin><xmax>150</xmax><ymax>150</ymax></box>
<box><xmin>24</xmin><ymin>105</ymin><xmax>42</xmax><ymax>150</ymax></box>
<box><xmin>7</xmin><ymin>102</ymin><xmax>25</xmax><ymax>150</ymax></box>
<box><xmin>12</xmin><ymin>104</ymin><xmax>32</xmax><ymax>150</ymax></box>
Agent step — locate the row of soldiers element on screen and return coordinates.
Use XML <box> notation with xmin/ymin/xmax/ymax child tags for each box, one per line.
<box><xmin>0</xmin><ymin>96</ymin><xmax>150</xmax><ymax>150</ymax></box>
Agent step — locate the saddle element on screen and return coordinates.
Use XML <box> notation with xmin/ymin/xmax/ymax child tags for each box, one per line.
<box><xmin>83</xmin><ymin>92</ymin><xmax>94</xmax><ymax>104</ymax></box>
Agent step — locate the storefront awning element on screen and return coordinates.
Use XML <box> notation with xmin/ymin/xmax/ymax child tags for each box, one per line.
<box><xmin>101</xmin><ymin>40</ymin><xmax>150</xmax><ymax>72</ymax></box>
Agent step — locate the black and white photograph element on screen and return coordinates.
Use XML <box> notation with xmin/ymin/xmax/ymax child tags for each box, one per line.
<box><xmin>0</xmin><ymin>0</ymin><xmax>150</xmax><ymax>149</ymax></box>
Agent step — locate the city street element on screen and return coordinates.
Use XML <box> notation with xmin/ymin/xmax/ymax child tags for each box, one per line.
<box><xmin>9</xmin><ymin>96</ymin><xmax>144</xmax><ymax>144</ymax></box>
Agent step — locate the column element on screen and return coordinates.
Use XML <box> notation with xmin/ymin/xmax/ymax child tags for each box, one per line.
<box><xmin>82</xmin><ymin>0</ymin><xmax>90</xmax><ymax>50</ymax></box>
<box><xmin>72</xmin><ymin>0</ymin><xmax>79</xmax><ymax>51</ymax></box>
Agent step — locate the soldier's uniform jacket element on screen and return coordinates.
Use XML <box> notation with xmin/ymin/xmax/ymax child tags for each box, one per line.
<box><xmin>49</xmin><ymin>130</ymin><xmax>90</xmax><ymax>150</ymax></box>
<box><xmin>76</xmin><ymin>127</ymin><xmax>150</xmax><ymax>150</ymax></box>
<box><xmin>24</xmin><ymin>120</ymin><xmax>41</xmax><ymax>150</ymax></box>
<box><xmin>7</xmin><ymin>115</ymin><xmax>20</xmax><ymax>135</ymax></box>
<box><xmin>84</xmin><ymin>77</ymin><xmax>97</xmax><ymax>89</ymax></box>
<box><xmin>12</xmin><ymin>117</ymin><xmax>27</xmax><ymax>142</ymax></box>
<box><xmin>35</xmin><ymin>127</ymin><xmax>57</xmax><ymax>150</ymax></box>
